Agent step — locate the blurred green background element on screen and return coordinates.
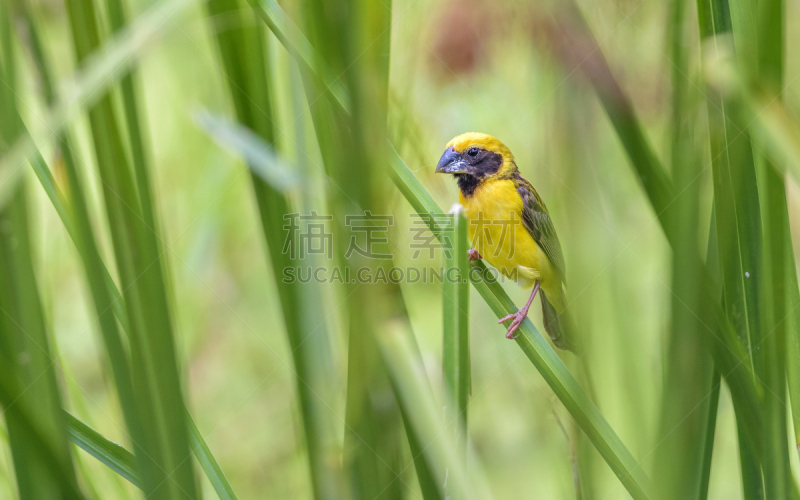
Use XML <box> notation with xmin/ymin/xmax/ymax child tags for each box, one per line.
<box><xmin>3</xmin><ymin>0</ymin><xmax>800</xmax><ymax>497</ymax></box>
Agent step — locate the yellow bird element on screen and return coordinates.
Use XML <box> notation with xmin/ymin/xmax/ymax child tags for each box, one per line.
<box><xmin>436</xmin><ymin>132</ymin><xmax>574</xmax><ymax>350</ymax></box>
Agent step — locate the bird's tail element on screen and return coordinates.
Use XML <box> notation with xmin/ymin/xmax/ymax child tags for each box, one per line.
<box><xmin>541</xmin><ymin>290</ymin><xmax>577</xmax><ymax>352</ymax></box>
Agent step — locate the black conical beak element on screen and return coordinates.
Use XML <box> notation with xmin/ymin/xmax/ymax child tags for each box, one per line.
<box><xmin>435</xmin><ymin>147</ymin><xmax>467</xmax><ymax>174</ymax></box>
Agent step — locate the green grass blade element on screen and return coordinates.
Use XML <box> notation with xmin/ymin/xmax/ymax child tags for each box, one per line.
<box><xmin>33</xmin><ymin>134</ymin><xmax>238</xmax><ymax>500</ymax></box>
<box><xmin>102</xmin><ymin>0</ymin><xmax>159</xmax><ymax>235</ymax></box>
<box><xmin>0</xmin><ymin>16</ymin><xmax>82</xmax><ymax>497</ymax></box>
<box><xmin>710</xmin><ymin>0</ymin><xmax>800</xmax><ymax>468</ymax></box>
<box><xmin>698</xmin><ymin>370</ymin><xmax>722</xmax><ymax>500</ymax></box>
<box><xmin>193</xmin><ymin>110</ymin><xmax>301</xmax><ymax>191</ymax></box>
<box><xmin>187</xmin><ymin>414</ymin><xmax>238</xmax><ymax>500</ymax></box>
<box><xmin>652</xmin><ymin>0</ymin><xmax>717</xmax><ymax>495</ymax></box>
<box><xmin>442</xmin><ymin>204</ymin><xmax>470</xmax><ymax>467</ymax></box>
<box><xmin>64</xmin><ymin>0</ymin><xmax>199</xmax><ymax>496</ymax></box>
<box><xmin>20</xmin><ymin>11</ymin><xmax>131</xmax><ymax>329</ymax></box>
<box><xmin>699</xmin><ymin>217</ymin><xmax>723</xmax><ymax>500</ymax></box>
<box><xmin>695</xmin><ymin>3</ymin><xmax>768</xmax><ymax>492</ymax></box>
<box><xmin>788</xmin><ymin>254</ymin><xmax>800</xmax><ymax>455</ymax></box>
<box><xmin>18</xmin><ymin>3</ymin><xmax>138</xmax><ymax>420</ymax></box>
<box><xmin>204</xmin><ymin>0</ymin><xmax>341</xmax><ymax>497</ymax></box>
<box><xmin>398</xmin><ymin>409</ymin><xmax>443</xmax><ymax>500</ymax></box>
<box><xmin>702</xmin><ymin>14</ymin><xmax>765</xmax><ymax>500</ymax></box>
<box><xmin>14</xmin><ymin>7</ymin><xmax>137</xmax><ymax>496</ymax></box>
<box><xmin>469</xmin><ymin>260</ymin><xmax>652</xmax><ymax>499</ymax></box>
<box><xmin>0</xmin><ymin>194</ymin><xmax>84</xmax><ymax>500</ymax></box>
<box><xmin>727</xmin><ymin>0</ymin><xmax>759</xmax><ymax>78</ymax></box>
<box><xmin>726</xmin><ymin>61</ymin><xmax>800</xmax><ymax>464</ymax></box>
<box><xmin>17</xmin><ymin>11</ymin><xmax>234</xmax><ymax>494</ymax></box>
<box><xmin>68</xmin><ymin>408</ymin><xmax>240</xmax><ymax>499</ymax></box>
<box><xmin>248</xmin><ymin>0</ymin><xmax>349</xmax><ymax>114</ymax></box>
<box><xmin>0</xmin><ymin>361</ymin><xmax>82</xmax><ymax>498</ymax></box>
<box><xmin>454</xmin><ymin>208</ymin><xmax>471</xmax><ymax>438</ymax></box>
<box><xmin>548</xmin><ymin>4</ymin><xmax>675</xmax><ymax>235</ymax></box>
<box><xmin>541</xmin><ymin>0</ymin><xmax>765</xmax><ymax>461</ymax></box>
<box><xmin>749</xmin><ymin>96</ymin><xmax>800</xmax><ymax>180</ymax></box>
<box><xmin>706</xmin><ymin>0</ymin><xmax>764</xmax><ymax>386</ymax></box>
<box><xmin>741</xmin><ymin>87</ymin><xmax>800</xmax><ymax>189</ymax></box>
<box><xmin>378</xmin><ymin>322</ymin><xmax>491</xmax><ymax>500</ymax></box>
<box><xmin>0</xmin><ymin>0</ymin><xmax>197</xmax><ymax>208</ymax></box>
<box><xmin>65</xmin><ymin>413</ymin><xmax>140</xmax><ymax>489</ymax></box>
<box><xmin>751</xmin><ymin>0</ymin><xmax>793</xmax><ymax>495</ymax></box>
<box><xmin>701</xmin><ymin>0</ymin><xmax>795</xmax><ymax>496</ymax></box>
<box><xmin>759</xmin><ymin>152</ymin><xmax>793</xmax><ymax>500</ymax></box>
<box><xmin>290</xmin><ymin>0</ymin><xmax>409</xmax><ymax>497</ymax></box>
<box><xmin>442</xmin><ymin>217</ymin><xmax>457</xmax><ymax>439</ymax></box>
<box><xmin>383</xmin><ymin>314</ymin><xmax>442</xmax><ymax>499</ymax></box>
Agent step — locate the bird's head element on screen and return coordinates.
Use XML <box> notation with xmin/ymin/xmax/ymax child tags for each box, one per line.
<box><xmin>435</xmin><ymin>133</ymin><xmax>517</xmax><ymax>194</ymax></box>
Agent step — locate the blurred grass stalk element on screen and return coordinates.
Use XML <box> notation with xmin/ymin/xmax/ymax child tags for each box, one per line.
<box><xmin>11</xmin><ymin>2</ymin><xmax>239</xmax><ymax>497</ymax></box>
<box><xmin>0</xmin><ymin>184</ymin><xmax>82</xmax><ymax>500</ymax></box>
<box><xmin>251</xmin><ymin>0</ymin><xmax>485</xmax><ymax>496</ymax></box>
<box><xmin>0</xmin><ymin>10</ymin><xmax>82</xmax><ymax>497</ymax></box>
<box><xmin>700</xmin><ymin>0</ymin><xmax>795</xmax><ymax>495</ymax></box>
<box><xmin>63</xmin><ymin>0</ymin><xmax>199</xmax><ymax>496</ymax></box>
<box><xmin>206</xmin><ymin>2</ymin><xmax>466</xmax><ymax>490</ymax></box>
<box><xmin>727</xmin><ymin>15</ymin><xmax>800</xmax><ymax>462</ymax></box>
<box><xmin>0</xmin><ymin>0</ymin><xmax>195</xmax><ymax>205</ymax></box>
<box><xmin>544</xmin><ymin>0</ymin><xmax>769</xmax><ymax>470</ymax></box>
<box><xmin>698</xmin><ymin>0</ymin><xmax>768</xmax><ymax>495</ymax></box>
<box><xmin>205</xmin><ymin>0</ymin><xmax>342</xmax><ymax>498</ymax></box>
<box><xmin>542</xmin><ymin>0</ymin><xmax>800</xmax><ymax>497</ymax></box>
<box><xmin>13</xmin><ymin>0</ymin><xmax>145</xmax><ymax>489</ymax></box>
<box><xmin>295</xmin><ymin>0</ymin><xmax>410</xmax><ymax>497</ymax></box>
<box><xmin>651</xmin><ymin>0</ymin><xmax>717</xmax><ymax>498</ymax></box>
<box><xmin>715</xmin><ymin>0</ymin><xmax>800</xmax><ymax>468</ymax></box>
<box><xmin>66</xmin><ymin>412</ymin><xmax>139</xmax><ymax>490</ymax></box>
<box><xmin>442</xmin><ymin>205</ymin><xmax>470</xmax><ymax>466</ymax></box>
<box><xmin>6</xmin><ymin>0</ymin><xmax>800</xmax><ymax>498</ymax></box>
<box><xmin>379</xmin><ymin>321</ymin><xmax>490</xmax><ymax>500</ymax></box>
<box><xmin>735</xmin><ymin>0</ymin><xmax>794</xmax><ymax>495</ymax></box>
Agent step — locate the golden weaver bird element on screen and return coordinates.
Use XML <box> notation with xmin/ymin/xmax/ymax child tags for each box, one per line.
<box><xmin>436</xmin><ymin>132</ymin><xmax>574</xmax><ymax>350</ymax></box>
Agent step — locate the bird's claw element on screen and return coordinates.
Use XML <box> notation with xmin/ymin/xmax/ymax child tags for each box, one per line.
<box><xmin>498</xmin><ymin>311</ymin><xmax>525</xmax><ymax>339</ymax></box>
<box><xmin>468</xmin><ymin>249</ymin><xmax>482</xmax><ymax>262</ymax></box>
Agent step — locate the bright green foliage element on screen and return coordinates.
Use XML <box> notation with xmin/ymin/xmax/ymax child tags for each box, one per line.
<box><xmin>378</xmin><ymin>323</ymin><xmax>491</xmax><ymax>500</ymax></box>
<box><xmin>4</xmin><ymin>0</ymin><xmax>800</xmax><ymax>498</ymax></box>
<box><xmin>0</xmin><ymin>10</ymin><xmax>81</xmax><ymax>498</ymax></box>
<box><xmin>651</xmin><ymin>1</ymin><xmax>717</xmax><ymax>497</ymax></box>
<box><xmin>442</xmin><ymin>205</ymin><xmax>470</xmax><ymax>467</ymax></box>
<box><xmin>63</xmin><ymin>0</ymin><xmax>199</xmax><ymax>497</ymax></box>
<box><xmin>66</xmin><ymin>413</ymin><xmax>139</xmax><ymax>490</ymax></box>
<box><xmin>205</xmin><ymin>0</ymin><xmax>341</xmax><ymax>498</ymax></box>
<box><xmin>0</xmin><ymin>186</ymin><xmax>81</xmax><ymax>500</ymax></box>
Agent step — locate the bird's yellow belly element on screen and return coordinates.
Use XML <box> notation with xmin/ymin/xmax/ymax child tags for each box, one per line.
<box><xmin>460</xmin><ymin>183</ymin><xmax>553</xmax><ymax>289</ymax></box>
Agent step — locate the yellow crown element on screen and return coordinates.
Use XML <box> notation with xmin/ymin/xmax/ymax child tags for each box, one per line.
<box><xmin>446</xmin><ymin>132</ymin><xmax>514</xmax><ymax>160</ymax></box>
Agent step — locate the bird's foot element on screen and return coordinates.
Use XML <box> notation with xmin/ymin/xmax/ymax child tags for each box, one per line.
<box><xmin>468</xmin><ymin>249</ymin><xmax>482</xmax><ymax>262</ymax></box>
<box><xmin>498</xmin><ymin>309</ymin><xmax>528</xmax><ymax>339</ymax></box>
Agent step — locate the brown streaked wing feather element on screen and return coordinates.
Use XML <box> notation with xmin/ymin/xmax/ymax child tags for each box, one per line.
<box><xmin>514</xmin><ymin>176</ymin><xmax>566</xmax><ymax>282</ymax></box>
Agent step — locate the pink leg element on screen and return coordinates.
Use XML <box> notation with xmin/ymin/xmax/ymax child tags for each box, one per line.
<box><xmin>468</xmin><ymin>249</ymin><xmax>482</xmax><ymax>262</ymax></box>
<box><xmin>498</xmin><ymin>282</ymin><xmax>540</xmax><ymax>339</ymax></box>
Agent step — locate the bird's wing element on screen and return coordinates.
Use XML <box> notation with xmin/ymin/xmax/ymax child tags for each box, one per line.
<box><xmin>515</xmin><ymin>177</ymin><xmax>566</xmax><ymax>283</ymax></box>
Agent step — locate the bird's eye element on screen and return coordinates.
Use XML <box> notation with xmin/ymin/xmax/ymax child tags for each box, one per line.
<box><xmin>467</xmin><ymin>148</ymin><xmax>479</xmax><ymax>157</ymax></box>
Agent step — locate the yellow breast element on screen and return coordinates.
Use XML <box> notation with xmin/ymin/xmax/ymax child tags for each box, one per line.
<box><xmin>459</xmin><ymin>179</ymin><xmax>554</xmax><ymax>289</ymax></box>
